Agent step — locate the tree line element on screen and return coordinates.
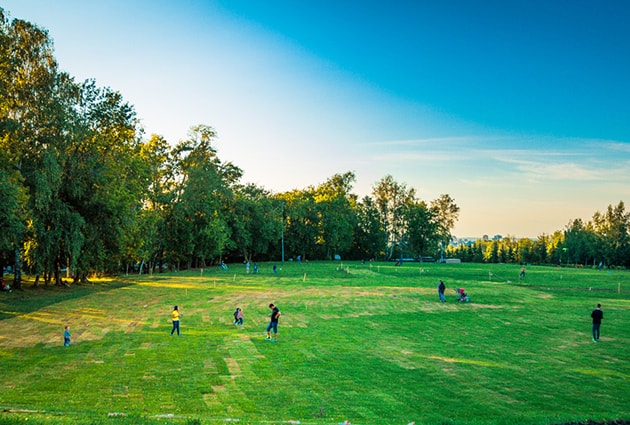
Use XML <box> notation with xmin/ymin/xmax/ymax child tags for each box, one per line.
<box><xmin>1</xmin><ymin>10</ymin><xmax>628</xmax><ymax>290</ymax></box>
<box><xmin>446</xmin><ymin>201</ymin><xmax>630</xmax><ymax>268</ymax></box>
<box><xmin>0</xmin><ymin>10</ymin><xmax>461</xmax><ymax>288</ymax></box>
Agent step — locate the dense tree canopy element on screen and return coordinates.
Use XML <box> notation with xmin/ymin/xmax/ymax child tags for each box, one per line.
<box><xmin>446</xmin><ymin>202</ymin><xmax>630</xmax><ymax>268</ymax></box>
<box><xmin>1</xmin><ymin>9</ymin><xmax>628</xmax><ymax>288</ymax></box>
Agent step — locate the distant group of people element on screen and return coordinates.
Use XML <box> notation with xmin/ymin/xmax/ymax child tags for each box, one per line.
<box><xmin>435</xmin><ymin>270</ymin><xmax>604</xmax><ymax>342</ymax></box>
<box><xmin>220</xmin><ymin>261</ymin><xmax>284</xmax><ymax>275</ymax></box>
<box><xmin>244</xmin><ymin>262</ymin><xmax>259</xmax><ymax>274</ymax></box>
<box><xmin>58</xmin><ymin>262</ymin><xmax>606</xmax><ymax>347</ymax></box>
<box><xmin>162</xmin><ymin>302</ymin><xmax>281</xmax><ymax>342</ymax></box>
<box><xmin>436</xmin><ymin>279</ymin><xmax>468</xmax><ymax>303</ymax></box>
<box><xmin>61</xmin><ymin>297</ymin><xmax>605</xmax><ymax>346</ymax></box>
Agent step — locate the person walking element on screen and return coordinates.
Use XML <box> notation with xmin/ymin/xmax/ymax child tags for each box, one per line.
<box><xmin>265</xmin><ymin>303</ymin><xmax>281</xmax><ymax>342</ymax></box>
<box><xmin>233</xmin><ymin>307</ymin><xmax>244</xmax><ymax>326</ymax></box>
<box><xmin>591</xmin><ymin>303</ymin><xmax>603</xmax><ymax>342</ymax></box>
<box><xmin>170</xmin><ymin>305</ymin><xmax>180</xmax><ymax>336</ymax></box>
<box><xmin>438</xmin><ymin>280</ymin><xmax>446</xmax><ymax>303</ymax></box>
<box><xmin>63</xmin><ymin>325</ymin><xmax>71</xmax><ymax>347</ymax></box>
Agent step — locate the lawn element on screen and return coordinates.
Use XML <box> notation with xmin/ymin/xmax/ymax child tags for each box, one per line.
<box><xmin>0</xmin><ymin>261</ymin><xmax>628</xmax><ymax>425</ymax></box>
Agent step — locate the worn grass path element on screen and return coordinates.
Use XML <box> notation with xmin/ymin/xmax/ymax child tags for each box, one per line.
<box><xmin>0</xmin><ymin>262</ymin><xmax>628</xmax><ymax>425</ymax></box>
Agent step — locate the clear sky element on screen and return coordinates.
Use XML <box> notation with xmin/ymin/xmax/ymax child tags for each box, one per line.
<box><xmin>3</xmin><ymin>0</ymin><xmax>630</xmax><ymax>238</ymax></box>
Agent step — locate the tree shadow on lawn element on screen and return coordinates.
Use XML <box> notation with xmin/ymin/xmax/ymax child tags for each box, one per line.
<box><xmin>0</xmin><ymin>278</ymin><xmax>133</xmax><ymax>321</ymax></box>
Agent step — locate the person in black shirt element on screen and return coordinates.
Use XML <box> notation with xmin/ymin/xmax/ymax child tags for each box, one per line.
<box><xmin>265</xmin><ymin>303</ymin><xmax>281</xmax><ymax>342</ymax></box>
<box><xmin>591</xmin><ymin>303</ymin><xmax>603</xmax><ymax>342</ymax></box>
<box><xmin>438</xmin><ymin>280</ymin><xmax>446</xmax><ymax>302</ymax></box>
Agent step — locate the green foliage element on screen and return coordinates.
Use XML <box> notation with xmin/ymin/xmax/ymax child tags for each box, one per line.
<box><xmin>403</xmin><ymin>200</ymin><xmax>437</xmax><ymax>258</ymax></box>
<box><xmin>353</xmin><ymin>196</ymin><xmax>387</xmax><ymax>260</ymax></box>
<box><xmin>230</xmin><ymin>184</ymin><xmax>282</xmax><ymax>262</ymax></box>
<box><xmin>0</xmin><ymin>153</ymin><xmax>25</xmax><ymax>252</ymax></box>
<box><xmin>312</xmin><ymin>172</ymin><xmax>358</xmax><ymax>259</ymax></box>
<box><xmin>0</xmin><ymin>262</ymin><xmax>628</xmax><ymax>425</ymax></box>
<box><xmin>448</xmin><ymin>203</ymin><xmax>630</xmax><ymax>268</ymax></box>
<box><xmin>372</xmin><ymin>174</ymin><xmax>417</xmax><ymax>254</ymax></box>
<box><xmin>280</xmin><ymin>190</ymin><xmax>320</xmax><ymax>260</ymax></box>
<box><xmin>1</xmin><ymin>7</ymin><xmax>628</xmax><ymax>288</ymax></box>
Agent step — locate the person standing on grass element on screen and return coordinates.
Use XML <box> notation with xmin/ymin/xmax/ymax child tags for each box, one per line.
<box><xmin>265</xmin><ymin>303</ymin><xmax>281</xmax><ymax>342</ymax></box>
<box><xmin>233</xmin><ymin>307</ymin><xmax>244</xmax><ymax>326</ymax></box>
<box><xmin>591</xmin><ymin>303</ymin><xmax>603</xmax><ymax>342</ymax></box>
<box><xmin>438</xmin><ymin>280</ymin><xmax>446</xmax><ymax>302</ymax></box>
<box><xmin>63</xmin><ymin>325</ymin><xmax>71</xmax><ymax>346</ymax></box>
<box><xmin>170</xmin><ymin>305</ymin><xmax>180</xmax><ymax>336</ymax></box>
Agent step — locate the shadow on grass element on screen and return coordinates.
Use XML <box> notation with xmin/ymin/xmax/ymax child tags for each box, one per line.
<box><xmin>0</xmin><ymin>278</ymin><xmax>132</xmax><ymax>321</ymax></box>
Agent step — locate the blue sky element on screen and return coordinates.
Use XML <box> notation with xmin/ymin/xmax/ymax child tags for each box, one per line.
<box><xmin>3</xmin><ymin>0</ymin><xmax>630</xmax><ymax>237</ymax></box>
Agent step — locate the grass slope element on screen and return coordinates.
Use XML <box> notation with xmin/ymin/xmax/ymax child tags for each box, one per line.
<box><xmin>0</xmin><ymin>262</ymin><xmax>628</xmax><ymax>425</ymax></box>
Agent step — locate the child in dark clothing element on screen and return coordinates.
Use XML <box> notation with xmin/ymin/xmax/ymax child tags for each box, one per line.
<box><xmin>64</xmin><ymin>325</ymin><xmax>71</xmax><ymax>346</ymax></box>
<box><xmin>233</xmin><ymin>308</ymin><xmax>243</xmax><ymax>326</ymax></box>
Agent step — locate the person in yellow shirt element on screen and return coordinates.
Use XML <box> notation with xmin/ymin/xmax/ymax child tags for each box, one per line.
<box><xmin>170</xmin><ymin>305</ymin><xmax>180</xmax><ymax>336</ymax></box>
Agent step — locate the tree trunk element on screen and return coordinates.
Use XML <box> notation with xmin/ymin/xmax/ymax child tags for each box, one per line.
<box><xmin>55</xmin><ymin>257</ymin><xmax>62</xmax><ymax>285</ymax></box>
<box><xmin>55</xmin><ymin>267</ymin><xmax>62</xmax><ymax>286</ymax></box>
<box><xmin>157</xmin><ymin>248</ymin><xmax>164</xmax><ymax>273</ymax></box>
<box><xmin>12</xmin><ymin>248</ymin><xmax>22</xmax><ymax>290</ymax></box>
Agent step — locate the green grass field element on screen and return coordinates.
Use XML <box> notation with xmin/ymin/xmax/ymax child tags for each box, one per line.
<box><xmin>0</xmin><ymin>262</ymin><xmax>628</xmax><ymax>425</ymax></box>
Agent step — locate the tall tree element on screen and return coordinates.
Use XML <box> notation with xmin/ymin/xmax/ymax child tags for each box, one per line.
<box><xmin>403</xmin><ymin>200</ymin><xmax>437</xmax><ymax>259</ymax></box>
<box><xmin>66</xmin><ymin>80</ymin><xmax>143</xmax><ymax>280</ymax></box>
<box><xmin>353</xmin><ymin>196</ymin><xmax>387</xmax><ymax>260</ymax></box>
<box><xmin>279</xmin><ymin>190</ymin><xmax>319</xmax><ymax>261</ymax></box>
<box><xmin>372</xmin><ymin>175</ymin><xmax>416</xmax><ymax>259</ymax></box>
<box><xmin>592</xmin><ymin>201</ymin><xmax>630</xmax><ymax>267</ymax></box>
<box><xmin>165</xmin><ymin>125</ymin><xmax>240</xmax><ymax>269</ymax></box>
<box><xmin>313</xmin><ymin>172</ymin><xmax>358</xmax><ymax>259</ymax></box>
<box><xmin>0</xmin><ymin>152</ymin><xmax>26</xmax><ymax>261</ymax></box>
<box><xmin>563</xmin><ymin>219</ymin><xmax>597</xmax><ymax>266</ymax></box>
<box><xmin>230</xmin><ymin>184</ymin><xmax>282</xmax><ymax>263</ymax></box>
<box><xmin>0</xmin><ymin>11</ymin><xmax>59</xmax><ymax>287</ymax></box>
<box><xmin>430</xmin><ymin>194</ymin><xmax>460</xmax><ymax>250</ymax></box>
<box><xmin>132</xmin><ymin>134</ymin><xmax>173</xmax><ymax>273</ymax></box>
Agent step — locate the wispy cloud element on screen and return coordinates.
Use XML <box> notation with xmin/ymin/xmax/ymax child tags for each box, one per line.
<box><xmin>600</xmin><ymin>141</ymin><xmax>630</xmax><ymax>153</ymax></box>
<box><xmin>498</xmin><ymin>159</ymin><xmax>606</xmax><ymax>181</ymax></box>
<box><xmin>360</xmin><ymin>134</ymin><xmax>630</xmax><ymax>183</ymax></box>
